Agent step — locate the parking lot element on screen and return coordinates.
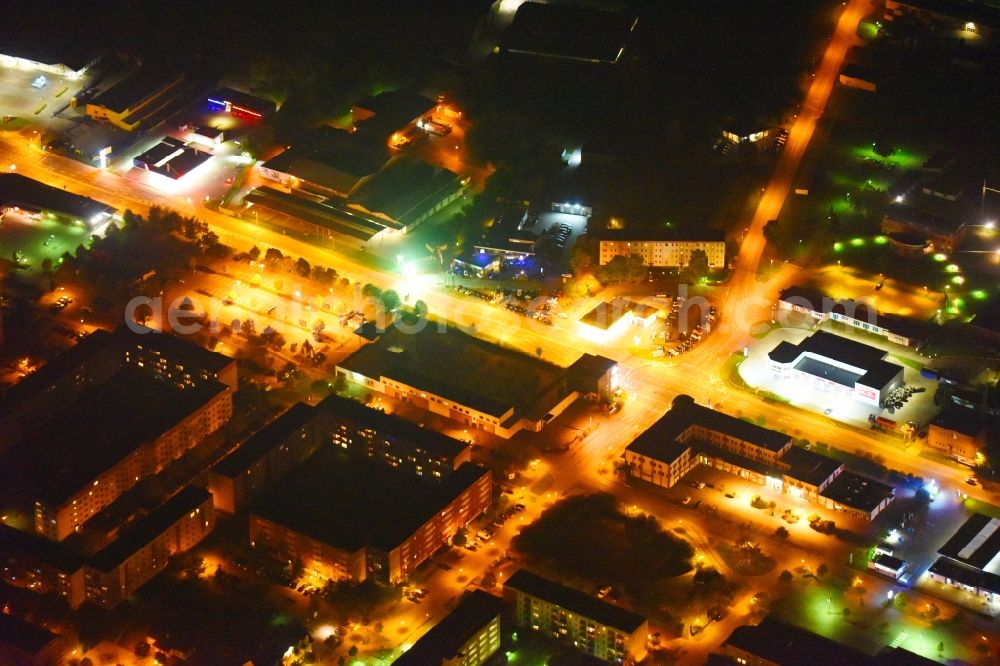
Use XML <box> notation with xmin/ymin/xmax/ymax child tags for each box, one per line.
<box><xmin>0</xmin><ymin>62</ymin><xmax>90</xmax><ymax>121</ymax></box>
<box><xmin>0</xmin><ymin>210</ymin><xmax>91</xmax><ymax>274</ymax></box>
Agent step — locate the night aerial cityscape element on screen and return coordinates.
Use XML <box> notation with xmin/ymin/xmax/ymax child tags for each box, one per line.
<box><xmin>2</xmin><ymin>1</ymin><xmax>1000</xmax><ymax>665</ymax></box>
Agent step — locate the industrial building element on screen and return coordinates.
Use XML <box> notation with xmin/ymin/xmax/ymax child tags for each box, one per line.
<box><xmin>504</xmin><ymin>569</ymin><xmax>648</xmax><ymax>664</ymax></box>
<box><xmin>248</xmin><ymin>447</ymin><xmax>491</xmax><ymax>584</ymax></box>
<box><xmin>624</xmin><ymin>395</ymin><xmax>895</xmax><ymax>519</ymax></box>
<box><xmin>206</xmin><ymin>87</ymin><xmax>276</xmax><ymax>119</ymax></box>
<box><xmin>0</xmin><ymin>172</ymin><xmax>115</xmax><ymax>231</ymax></box>
<box><xmin>927</xmin><ymin>512</ymin><xmax>1000</xmax><ymax>606</ymax></box>
<box><xmin>767</xmin><ymin>331</ymin><xmax>905</xmax><ymax>407</ymax></box>
<box><xmin>337</xmin><ymin>324</ymin><xmax>618</xmax><ymax>438</ymax></box>
<box><xmin>351</xmin><ymin>88</ymin><xmax>436</xmax><ymax>147</ymax></box>
<box><xmin>598</xmin><ymin>229</ymin><xmax>726</xmax><ymax>269</ymax></box>
<box><xmin>395</xmin><ymin>590</ymin><xmax>504</xmax><ymax>666</ymax></box>
<box><xmin>85</xmin><ymin>65</ymin><xmax>186</xmax><ymax>131</ymax></box>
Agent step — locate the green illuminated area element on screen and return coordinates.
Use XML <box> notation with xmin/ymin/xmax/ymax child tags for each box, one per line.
<box><xmin>0</xmin><ymin>211</ymin><xmax>91</xmax><ymax>274</ymax></box>
<box><xmin>848</xmin><ymin>144</ymin><xmax>927</xmax><ymax>171</ymax></box>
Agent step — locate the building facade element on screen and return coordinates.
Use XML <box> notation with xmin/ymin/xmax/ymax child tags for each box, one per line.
<box><xmin>927</xmin><ymin>405</ymin><xmax>987</xmax><ymax>466</ymax></box>
<box><xmin>504</xmin><ymin>569</ymin><xmax>648</xmax><ymax>664</ymax></box>
<box><xmin>395</xmin><ymin>590</ymin><xmax>504</xmax><ymax>666</ymax></box>
<box><xmin>598</xmin><ymin>230</ymin><xmax>726</xmax><ymax>269</ymax></box>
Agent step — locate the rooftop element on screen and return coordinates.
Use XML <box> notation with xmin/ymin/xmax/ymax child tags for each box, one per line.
<box><xmin>394</xmin><ymin>590</ymin><xmax>504</xmax><ymax>665</ymax></box>
<box><xmin>90</xmin><ymin>64</ymin><xmax>183</xmax><ymax>114</ymax></box>
<box><xmin>251</xmin><ymin>448</ymin><xmax>488</xmax><ymax>553</ymax></box>
<box><xmin>504</xmin><ymin>569</ymin><xmax>646</xmax><ymax>633</ymax></box>
<box><xmin>501</xmin><ymin>3</ymin><xmax>639</xmax><ymax>64</ymax></box>
<box><xmin>872</xmin><ymin>552</ymin><xmax>907</xmax><ymax>571</ymax></box>
<box><xmin>0</xmin><ymin>37</ymin><xmax>98</xmax><ymax>73</ymax></box>
<box><xmin>0</xmin><ymin>172</ymin><xmax>115</xmax><ymax>225</ymax></box>
<box><xmin>315</xmin><ymin>393</ymin><xmax>470</xmax><ymax>461</ymax></box>
<box><xmin>0</xmin><ymin>613</ymin><xmax>60</xmax><ymax>655</ymax></box>
<box><xmin>768</xmin><ymin>331</ymin><xmax>903</xmax><ymax>390</ymax></box>
<box><xmin>723</xmin><ymin>616</ymin><xmax>874</xmax><ymax>665</ymax></box>
<box><xmin>352</xmin><ymin>89</ymin><xmax>435</xmax><ymax>140</ymax></box>
<box><xmin>338</xmin><ymin>323</ymin><xmax>567</xmax><ymax>419</ymax></box>
<box><xmin>884</xmin><ymin>201</ymin><xmax>965</xmax><ymax>237</ymax></box>
<box><xmin>930</xmin><ymin>405</ymin><xmax>986</xmax><ymax>437</ymax></box>
<box><xmin>891</xmin><ymin>0</ymin><xmax>1000</xmax><ymax>29</ymax></box>
<box><xmin>348</xmin><ymin>156</ymin><xmax>464</xmax><ymax>225</ymax></box>
<box><xmin>208</xmin><ymin>88</ymin><xmax>276</xmax><ymax>117</ymax></box>
<box><xmin>0</xmin><ymin>523</ymin><xmax>85</xmax><ymax>573</ymax></box>
<box><xmin>779</xmin><ymin>446</ymin><xmax>844</xmax><ymax>487</ymax></box>
<box><xmin>628</xmin><ymin>396</ymin><xmax>791</xmax><ymax>464</ymax></box>
<box><xmin>580</xmin><ymin>298</ymin><xmax>658</xmax><ymax>331</ymax></box>
<box><xmin>598</xmin><ymin>228</ymin><xmax>726</xmax><ymax>243</ymax></box>
<box><xmin>261</xmin><ymin>126</ymin><xmax>389</xmax><ymax>193</ymax></box>
<box><xmin>212</xmin><ymin>402</ymin><xmax>316</xmax><ymax>478</ymax></box>
<box><xmin>937</xmin><ymin>512</ymin><xmax>1000</xmax><ymax>570</ymax></box>
<box><xmin>0</xmin><ymin>368</ymin><xmax>227</xmax><ymax>505</ymax></box>
<box><xmin>89</xmin><ymin>486</ymin><xmax>211</xmax><ymax>572</ymax></box>
<box><xmin>929</xmin><ymin>556</ymin><xmax>1000</xmax><ymax>595</ymax></box>
<box><xmin>819</xmin><ymin>471</ymin><xmax>895</xmax><ymax>514</ymax></box>
<box><xmin>133</xmin><ymin>137</ymin><xmax>213</xmax><ymax>180</ymax></box>
<box><xmin>566</xmin><ymin>353</ymin><xmax>618</xmax><ymax>393</ymax></box>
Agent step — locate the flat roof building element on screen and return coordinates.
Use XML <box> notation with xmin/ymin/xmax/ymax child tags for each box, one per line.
<box><xmin>598</xmin><ymin>229</ymin><xmax>726</xmax><ymax>269</ymax></box>
<box><xmin>817</xmin><ymin>471</ymin><xmax>896</xmax><ymax>520</ymax></box>
<box><xmin>578</xmin><ymin>297</ymin><xmax>660</xmax><ymax>342</ymax></box>
<box><xmin>249</xmin><ymin>448</ymin><xmax>491</xmax><ymax>584</ymax></box>
<box><xmin>207</xmin><ymin>87</ymin><xmax>276</xmax><ymax>119</ymax></box>
<box><xmin>394</xmin><ymin>590</ymin><xmax>504</xmax><ymax>666</ymax></box>
<box><xmin>351</xmin><ymin>89</ymin><xmax>436</xmax><ymax>145</ymax></box>
<box><xmin>0</xmin><ymin>327</ymin><xmax>235</xmax><ymax>540</ymax></box>
<box><xmin>768</xmin><ymin>331</ymin><xmax>905</xmax><ymax>407</ymax></box>
<box><xmin>719</xmin><ymin>615</ymin><xmax>937</xmax><ymax>665</ymax></box>
<box><xmin>259</xmin><ymin>125</ymin><xmax>390</xmax><ymax>197</ymax></box>
<box><xmin>348</xmin><ymin>155</ymin><xmax>468</xmax><ymax>232</ymax></box>
<box><xmin>86</xmin><ymin>65</ymin><xmax>186</xmax><ymax>131</ymax></box>
<box><xmin>208</xmin><ymin>402</ymin><xmax>320</xmax><ymax>513</ymax></box>
<box><xmin>337</xmin><ymin>324</ymin><xmax>603</xmax><ymax>438</ymax></box>
<box><xmin>504</xmin><ymin>569</ymin><xmax>648</xmax><ymax>663</ymax></box>
<box><xmin>133</xmin><ymin>136</ymin><xmax>213</xmax><ymax>181</ymax></box>
<box><xmin>777</xmin><ymin>285</ymin><xmax>922</xmax><ymax>347</ymax></box>
<box><xmin>500</xmin><ymin>3</ymin><xmax>639</xmax><ymax>64</ymax></box>
<box><xmin>316</xmin><ymin>393</ymin><xmax>471</xmax><ymax>478</ymax></box>
<box><xmin>881</xmin><ymin>201</ymin><xmax>966</xmax><ymax>252</ymax></box>
<box><xmin>624</xmin><ymin>395</ymin><xmax>863</xmax><ymax>510</ymax></box>
<box><xmin>0</xmin><ymin>613</ymin><xmax>71</xmax><ymax>666</ymax></box>
<box><xmin>927</xmin><ymin>405</ymin><xmax>987</xmax><ymax>465</ymax></box>
<box><xmin>0</xmin><ymin>173</ymin><xmax>115</xmax><ymax>230</ymax></box>
<box><xmin>0</xmin><ymin>39</ymin><xmax>99</xmax><ymax>79</ymax></box>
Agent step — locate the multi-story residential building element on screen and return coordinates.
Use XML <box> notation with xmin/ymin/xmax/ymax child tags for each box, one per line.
<box><xmin>209</xmin><ymin>402</ymin><xmax>320</xmax><ymax>513</ymax></box>
<box><xmin>316</xmin><ymin>394</ymin><xmax>471</xmax><ymax>478</ymax></box>
<box><xmin>85</xmin><ymin>487</ymin><xmax>215</xmax><ymax>609</ymax></box>
<box><xmin>0</xmin><ymin>328</ymin><xmax>234</xmax><ymax>540</ymax></box>
<box><xmin>927</xmin><ymin>405</ymin><xmax>988</xmax><ymax>466</ymax></box>
<box><xmin>504</xmin><ymin>569</ymin><xmax>648</xmax><ymax>664</ymax></box>
<box><xmin>394</xmin><ymin>590</ymin><xmax>504</xmax><ymax>666</ymax></box>
<box><xmin>1</xmin><ymin>487</ymin><xmax>215</xmax><ymax>610</ymax></box>
<box><xmin>249</xmin><ymin>448</ymin><xmax>491</xmax><ymax>584</ymax></box>
<box><xmin>597</xmin><ymin>229</ymin><xmax>726</xmax><ymax>269</ymax></box>
<box><xmin>624</xmin><ymin>396</ymin><xmax>894</xmax><ymax>520</ymax></box>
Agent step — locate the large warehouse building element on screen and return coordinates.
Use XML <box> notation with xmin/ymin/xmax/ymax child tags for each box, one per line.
<box><xmin>767</xmin><ymin>331</ymin><xmax>904</xmax><ymax>407</ymax></box>
<box><xmin>0</xmin><ymin>173</ymin><xmax>115</xmax><ymax>231</ymax></box>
